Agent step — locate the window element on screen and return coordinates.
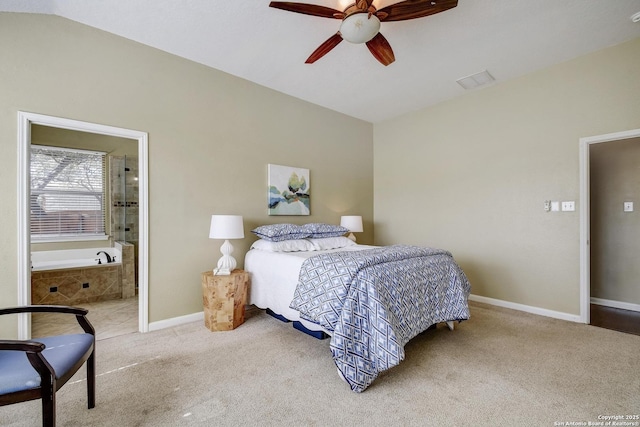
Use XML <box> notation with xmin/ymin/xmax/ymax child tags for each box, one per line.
<box><xmin>30</xmin><ymin>145</ymin><xmax>107</xmax><ymax>241</ymax></box>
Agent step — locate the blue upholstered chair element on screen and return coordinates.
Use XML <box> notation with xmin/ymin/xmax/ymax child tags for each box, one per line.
<box><xmin>0</xmin><ymin>305</ymin><xmax>96</xmax><ymax>427</ymax></box>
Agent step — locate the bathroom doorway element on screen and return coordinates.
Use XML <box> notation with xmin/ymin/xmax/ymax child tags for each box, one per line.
<box><xmin>17</xmin><ymin>112</ymin><xmax>149</xmax><ymax>339</ymax></box>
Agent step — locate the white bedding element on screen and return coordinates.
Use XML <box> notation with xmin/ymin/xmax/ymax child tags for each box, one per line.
<box><xmin>245</xmin><ymin>244</ymin><xmax>375</xmax><ymax>332</ymax></box>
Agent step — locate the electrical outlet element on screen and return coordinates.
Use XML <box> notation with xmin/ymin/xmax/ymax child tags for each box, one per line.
<box><xmin>561</xmin><ymin>201</ymin><xmax>575</xmax><ymax>212</ymax></box>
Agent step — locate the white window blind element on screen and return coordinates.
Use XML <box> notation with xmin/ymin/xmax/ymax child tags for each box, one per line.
<box><xmin>30</xmin><ymin>145</ymin><xmax>106</xmax><ymax>241</ymax></box>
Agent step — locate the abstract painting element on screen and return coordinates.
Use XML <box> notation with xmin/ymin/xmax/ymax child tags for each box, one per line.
<box><xmin>268</xmin><ymin>164</ymin><xmax>310</xmax><ymax>215</ymax></box>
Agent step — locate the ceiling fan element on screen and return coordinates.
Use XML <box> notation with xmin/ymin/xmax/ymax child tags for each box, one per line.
<box><xmin>269</xmin><ymin>0</ymin><xmax>458</xmax><ymax>66</ymax></box>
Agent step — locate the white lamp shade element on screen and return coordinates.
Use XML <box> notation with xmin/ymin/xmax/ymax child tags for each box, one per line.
<box><xmin>339</xmin><ymin>13</ymin><xmax>380</xmax><ymax>44</ymax></box>
<box><xmin>340</xmin><ymin>215</ymin><xmax>363</xmax><ymax>233</ymax></box>
<box><xmin>209</xmin><ymin>215</ymin><xmax>244</xmax><ymax>239</ymax></box>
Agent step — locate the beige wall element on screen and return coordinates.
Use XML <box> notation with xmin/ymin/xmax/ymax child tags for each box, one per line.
<box><xmin>374</xmin><ymin>37</ymin><xmax>640</xmax><ymax>315</ymax></box>
<box><xmin>590</xmin><ymin>137</ymin><xmax>640</xmax><ymax>305</ymax></box>
<box><xmin>0</xmin><ymin>13</ymin><xmax>373</xmax><ymax>336</ymax></box>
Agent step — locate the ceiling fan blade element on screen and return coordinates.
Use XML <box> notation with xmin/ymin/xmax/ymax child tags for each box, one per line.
<box><xmin>366</xmin><ymin>33</ymin><xmax>395</xmax><ymax>66</ymax></box>
<box><xmin>378</xmin><ymin>0</ymin><xmax>457</xmax><ymax>22</ymax></box>
<box><xmin>306</xmin><ymin>33</ymin><xmax>343</xmax><ymax>63</ymax></box>
<box><xmin>269</xmin><ymin>2</ymin><xmax>343</xmax><ymax>19</ymax></box>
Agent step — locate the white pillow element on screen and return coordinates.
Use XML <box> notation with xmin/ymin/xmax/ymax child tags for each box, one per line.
<box><xmin>308</xmin><ymin>236</ymin><xmax>356</xmax><ymax>250</ymax></box>
<box><xmin>251</xmin><ymin>239</ymin><xmax>314</xmax><ymax>252</ymax></box>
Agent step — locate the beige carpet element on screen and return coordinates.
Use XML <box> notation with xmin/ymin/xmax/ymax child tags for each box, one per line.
<box><xmin>2</xmin><ymin>302</ymin><xmax>639</xmax><ymax>426</ymax></box>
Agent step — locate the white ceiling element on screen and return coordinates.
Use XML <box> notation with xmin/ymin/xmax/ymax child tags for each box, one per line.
<box><xmin>2</xmin><ymin>0</ymin><xmax>640</xmax><ymax>123</ymax></box>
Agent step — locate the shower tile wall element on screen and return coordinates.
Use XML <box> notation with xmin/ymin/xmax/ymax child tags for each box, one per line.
<box><xmin>110</xmin><ymin>156</ymin><xmax>139</xmax><ymax>285</ymax></box>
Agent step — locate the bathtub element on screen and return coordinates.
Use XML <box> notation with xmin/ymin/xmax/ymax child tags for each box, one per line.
<box><xmin>31</xmin><ymin>247</ymin><xmax>121</xmax><ymax>272</ymax></box>
<box><xmin>31</xmin><ymin>247</ymin><xmax>125</xmax><ymax>305</ymax></box>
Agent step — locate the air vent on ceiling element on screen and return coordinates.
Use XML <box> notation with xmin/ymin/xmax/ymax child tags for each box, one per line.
<box><xmin>456</xmin><ymin>70</ymin><xmax>495</xmax><ymax>90</ymax></box>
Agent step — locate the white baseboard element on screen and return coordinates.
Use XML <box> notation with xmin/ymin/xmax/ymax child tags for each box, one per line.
<box><xmin>148</xmin><ymin>295</ymin><xmax>589</xmax><ymax>332</ymax></box>
<box><xmin>148</xmin><ymin>311</ymin><xmax>203</xmax><ymax>332</ymax></box>
<box><xmin>591</xmin><ymin>297</ymin><xmax>640</xmax><ymax>313</ymax></box>
<box><xmin>469</xmin><ymin>294</ymin><xmax>582</xmax><ymax>323</ymax></box>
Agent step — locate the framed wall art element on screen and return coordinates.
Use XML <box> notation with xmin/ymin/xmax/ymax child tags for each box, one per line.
<box><xmin>268</xmin><ymin>164</ymin><xmax>310</xmax><ymax>215</ymax></box>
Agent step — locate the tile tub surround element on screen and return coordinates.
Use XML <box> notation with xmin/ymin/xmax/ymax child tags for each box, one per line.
<box><xmin>31</xmin><ymin>264</ymin><xmax>122</xmax><ymax>305</ymax></box>
<box><xmin>31</xmin><ymin>247</ymin><xmax>130</xmax><ymax>304</ymax></box>
<box><xmin>115</xmin><ymin>241</ymin><xmax>136</xmax><ymax>299</ymax></box>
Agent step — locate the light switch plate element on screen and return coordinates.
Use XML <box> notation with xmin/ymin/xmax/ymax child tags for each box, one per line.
<box><xmin>624</xmin><ymin>202</ymin><xmax>634</xmax><ymax>212</ymax></box>
<box><xmin>551</xmin><ymin>201</ymin><xmax>560</xmax><ymax>212</ymax></box>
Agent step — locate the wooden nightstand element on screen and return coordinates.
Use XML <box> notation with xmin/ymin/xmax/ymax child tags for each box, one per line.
<box><xmin>201</xmin><ymin>269</ymin><xmax>250</xmax><ymax>331</ymax></box>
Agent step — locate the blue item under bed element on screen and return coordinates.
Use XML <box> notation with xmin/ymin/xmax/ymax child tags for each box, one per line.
<box><xmin>265</xmin><ymin>308</ymin><xmax>329</xmax><ymax>340</ymax></box>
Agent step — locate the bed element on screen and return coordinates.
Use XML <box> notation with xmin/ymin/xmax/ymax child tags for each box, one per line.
<box><xmin>245</xmin><ymin>226</ymin><xmax>471</xmax><ymax>392</ymax></box>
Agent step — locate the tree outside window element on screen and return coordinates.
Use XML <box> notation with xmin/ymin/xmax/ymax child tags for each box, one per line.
<box><xmin>30</xmin><ymin>145</ymin><xmax>106</xmax><ymax>241</ymax></box>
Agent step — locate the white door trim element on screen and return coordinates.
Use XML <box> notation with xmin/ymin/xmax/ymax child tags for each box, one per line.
<box><xmin>17</xmin><ymin>112</ymin><xmax>149</xmax><ymax>338</ymax></box>
<box><xmin>579</xmin><ymin>128</ymin><xmax>640</xmax><ymax>324</ymax></box>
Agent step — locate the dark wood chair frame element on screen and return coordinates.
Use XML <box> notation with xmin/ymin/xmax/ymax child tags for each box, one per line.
<box><xmin>0</xmin><ymin>305</ymin><xmax>95</xmax><ymax>427</ymax></box>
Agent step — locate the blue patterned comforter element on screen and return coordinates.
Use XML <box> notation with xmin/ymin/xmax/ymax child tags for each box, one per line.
<box><xmin>289</xmin><ymin>245</ymin><xmax>471</xmax><ymax>392</ymax></box>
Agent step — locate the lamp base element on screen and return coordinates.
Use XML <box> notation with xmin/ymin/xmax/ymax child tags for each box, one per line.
<box><xmin>214</xmin><ymin>240</ymin><xmax>237</xmax><ymax>275</ymax></box>
<box><xmin>213</xmin><ymin>267</ymin><xmax>232</xmax><ymax>276</ymax></box>
<box><xmin>346</xmin><ymin>233</ymin><xmax>357</xmax><ymax>242</ymax></box>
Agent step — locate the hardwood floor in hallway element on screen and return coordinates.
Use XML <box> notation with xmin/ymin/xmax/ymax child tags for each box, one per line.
<box><xmin>590</xmin><ymin>304</ymin><xmax>640</xmax><ymax>336</ymax></box>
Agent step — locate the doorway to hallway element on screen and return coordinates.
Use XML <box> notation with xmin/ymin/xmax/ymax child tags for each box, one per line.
<box><xmin>580</xmin><ymin>129</ymin><xmax>640</xmax><ymax>334</ymax></box>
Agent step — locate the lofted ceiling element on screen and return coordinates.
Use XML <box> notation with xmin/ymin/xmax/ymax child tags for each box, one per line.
<box><xmin>1</xmin><ymin>0</ymin><xmax>640</xmax><ymax>123</ymax></box>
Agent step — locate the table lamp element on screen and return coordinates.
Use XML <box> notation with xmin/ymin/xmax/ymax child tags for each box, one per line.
<box><xmin>340</xmin><ymin>215</ymin><xmax>363</xmax><ymax>242</ymax></box>
<box><xmin>209</xmin><ymin>214</ymin><xmax>244</xmax><ymax>275</ymax></box>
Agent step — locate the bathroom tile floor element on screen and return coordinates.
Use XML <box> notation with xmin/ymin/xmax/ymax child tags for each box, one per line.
<box><xmin>32</xmin><ymin>296</ymin><xmax>139</xmax><ymax>341</ymax></box>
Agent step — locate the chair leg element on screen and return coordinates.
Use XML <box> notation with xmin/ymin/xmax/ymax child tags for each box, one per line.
<box><xmin>42</xmin><ymin>375</ymin><xmax>56</xmax><ymax>427</ymax></box>
<box><xmin>87</xmin><ymin>350</ymin><xmax>96</xmax><ymax>409</ymax></box>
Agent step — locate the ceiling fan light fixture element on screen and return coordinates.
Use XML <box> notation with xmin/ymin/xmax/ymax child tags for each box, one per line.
<box><xmin>339</xmin><ymin>13</ymin><xmax>380</xmax><ymax>44</ymax></box>
<box><xmin>268</xmin><ymin>0</ymin><xmax>458</xmax><ymax>65</ymax></box>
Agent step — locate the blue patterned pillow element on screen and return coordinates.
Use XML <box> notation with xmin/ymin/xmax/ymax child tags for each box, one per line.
<box><xmin>251</xmin><ymin>224</ymin><xmax>310</xmax><ymax>242</ymax></box>
<box><xmin>301</xmin><ymin>223</ymin><xmax>348</xmax><ymax>238</ymax></box>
